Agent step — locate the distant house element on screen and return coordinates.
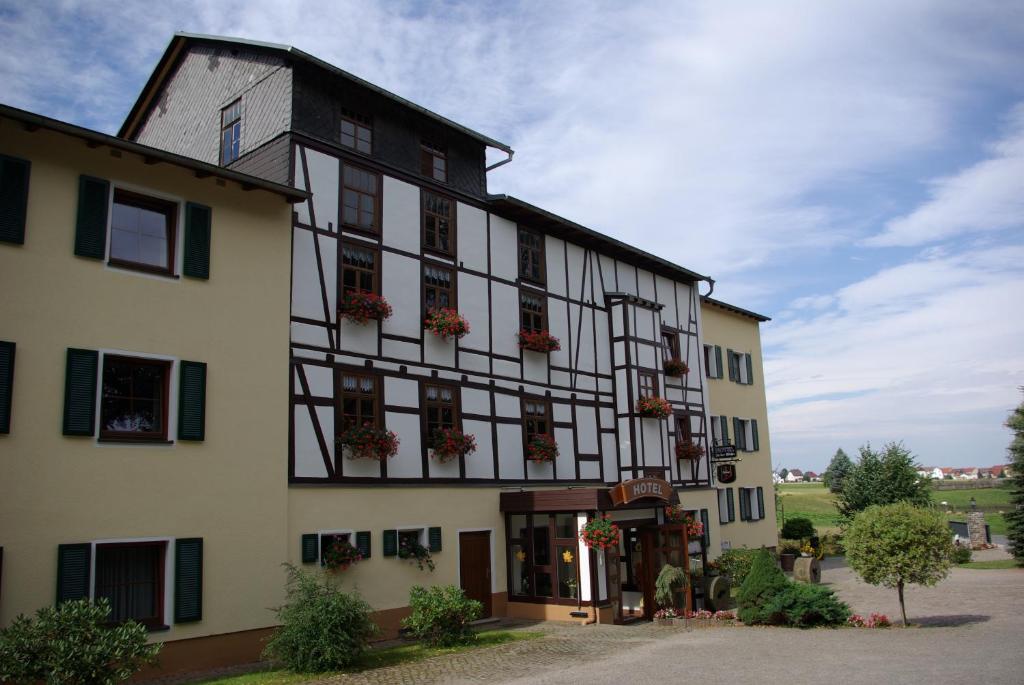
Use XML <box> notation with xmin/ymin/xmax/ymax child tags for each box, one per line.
<box><xmin>805</xmin><ymin>471</ymin><xmax>820</xmax><ymax>482</ymax></box>
<box><xmin>785</xmin><ymin>469</ymin><xmax>804</xmax><ymax>483</ymax></box>
<box><xmin>956</xmin><ymin>468</ymin><xmax>979</xmax><ymax>480</ymax></box>
<box><xmin>772</xmin><ymin>472</ymin><xmax>784</xmax><ymax>484</ymax></box>
<box><xmin>917</xmin><ymin>466</ymin><xmax>943</xmax><ymax>480</ymax></box>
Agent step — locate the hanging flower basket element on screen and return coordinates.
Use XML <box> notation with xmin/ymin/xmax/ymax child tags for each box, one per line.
<box><xmin>430</xmin><ymin>428</ymin><xmax>477</xmax><ymax>463</ymax></box>
<box><xmin>424</xmin><ymin>308</ymin><xmax>470</xmax><ymax>340</ymax></box>
<box><xmin>338</xmin><ymin>291</ymin><xmax>393</xmax><ymax>324</ymax></box>
<box><xmin>675</xmin><ymin>441</ymin><xmax>705</xmax><ymax>460</ymax></box>
<box><xmin>663</xmin><ymin>358</ymin><xmax>689</xmax><ymax>377</ymax></box>
<box><xmin>337</xmin><ymin>423</ymin><xmax>400</xmax><ymax>461</ymax></box>
<box><xmin>527</xmin><ymin>434</ymin><xmax>559</xmax><ymax>463</ymax></box>
<box><xmin>636</xmin><ymin>396</ymin><xmax>672</xmax><ymax>419</ymax></box>
<box><xmin>322</xmin><ymin>538</ymin><xmax>362</xmax><ymax>572</ymax></box>
<box><xmin>518</xmin><ymin>329</ymin><xmax>561</xmax><ymax>353</ymax></box>
<box><xmin>665</xmin><ymin>506</ymin><xmax>705</xmax><ymax>539</ymax></box>
<box><xmin>579</xmin><ymin>516</ymin><xmax>620</xmax><ymax>550</ymax></box>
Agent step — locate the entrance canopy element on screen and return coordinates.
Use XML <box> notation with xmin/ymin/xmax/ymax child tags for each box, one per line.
<box><xmin>499</xmin><ymin>479</ymin><xmax>679</xmax><ymax>513</ymax></box>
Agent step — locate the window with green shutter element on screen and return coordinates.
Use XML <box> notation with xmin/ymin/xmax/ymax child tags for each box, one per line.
<box><xmin>751</xmin><ymin>419</ymin><xmax>759</xmax><ymax>451</ymax></box>
<box><xmin>56</xmin><ymin>543</ymin><xmax>91</xmax><ymax>604</ymax></box>
<box><xmin>63</xmin><ymin>348</ymin><xmax>98</xmax><ymax>436</ymax></box>
<box><xmin>183</xmin><ymin>202</ymin><xmax>212</xmax><ymax>279</ymax></box>
<box><xmin>0</xmin><ymin>154</ymin><xmax>31</xmax><ymax>245</ymax></box>
<box><xmin>720</xmin><ymin>416</ymin><xmax>729</xmax><ymax>445</ymax></box>
<box><xmin>756</xmin><ymin>487</ymin><xmax>765</xmax><ymax>520</ymax></box>
<box><xmin>745</xmin><ymin>354</ymin><xmax>754</xmax><ymax>385</ymax></box>
<box><xmin>174</xmin><ymin>538</ymin><xmax>203</xmax><ymax>623</ymax></box>
<box><xmin>699</xmin><ymin>509</ymin><xmax>710</xmax><ymax>545</ymax></box>
<box><xmin>713</xmin><ymin>346</ymin><xmax>723</xmax><ymax>379</ymax></box>
<box><xmin>726</xmin><ymin>488</ymin><xmax>735</xmax><ymax>522</ymax></box>
<box><xmin>355</xmin><ymin>531</ymin><xmax>371</xmax><ymax>559</ymax></box>
<box><xmin>301</xmin><ymin>534</ymin><xmax>318</xmax><ymax>563</ymax></box>
<box><xmin>177</xmin><ymin>361</ymin><xmax>206</xmax><ymax>441</ymax></box>
<box><xmin>733</xmin><ymin>417</ymin><xmax>744</xmax><ymax>451</ymax></box>
<box><xmin>428</xmin><ymin>527</ymin><xmax>442</xmax><ymax>553</ymax></box>
<box><xmin>383</xmin><ymin>529</ymin><xmax>398</xmax><ymax>557</ymax></box>
<box><xmin>726</xmin><ymin>349</ymin><xmax>737</xmax><ymax>381</ymax></box>
<box><xmin>0</xmin><ymin>341</ymin><xmax>14</xmax><ymax>434</ymax></box>
<box><xmin>74</xmin><ymin>176</ymin><xmax>109</xmax><ymax>259</ymax></box>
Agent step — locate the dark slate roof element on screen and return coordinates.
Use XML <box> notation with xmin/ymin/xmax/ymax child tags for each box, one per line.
<box><xmin>702</xmin><ymin>296</ymin><xmax>771</xmax><ymax>322</ymax></box>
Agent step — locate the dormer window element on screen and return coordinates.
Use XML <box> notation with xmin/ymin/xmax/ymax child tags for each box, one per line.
<box><xmin>421</xmin><ymin>142</ymin><xmax>447</xmax><ymax>183</ymax></box>
<box><xmin>341</xmin><ymin>112</ymin><xmax>372</xmax><ymax>154</ymax></box>
<box><xmin>220</xmin><ymin>99</ymin><xmax>241</xmax><ymax>165</ymax></box>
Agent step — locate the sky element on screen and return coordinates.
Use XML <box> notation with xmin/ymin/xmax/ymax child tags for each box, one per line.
<box><xmin>2</xmin><ymin>1</ymin><xmax>1022</xmax><ymax>472</ymax></box>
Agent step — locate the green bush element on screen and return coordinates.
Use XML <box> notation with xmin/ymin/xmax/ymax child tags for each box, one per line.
<box><xmin>716</xmin><ymin>548</ymin><xmax>761</xmax><ymax>585</ymax></box>
<box><xmin>780</xmin><ymin>517</ymin><xmax>816</xmax><ymax>540</ymax></box>
<box><xmin>654</xmin><ymin>564</ymin><xmax>687</xmax><ymax>609</ymax></box>
<box><xmin>777</xmin><ymin>538</ymin><xmax>803</xmax><ymax>555</ymax></box>
<box><xmin>820</xmin><ymin>532</ymin><xmax>846</xmax><ymax>556</ymax></box>
<box><xmin>263</xmin><ymin>565</ymin><xmax>379</xmax><ymax>672</ymax></box>
<box><xmin>951</xmin><ymin>545</ymin><xmax>972</xmax><ymax>564</ymax></box>
<box><xmin>401</xmin><ymin>585</ymin><xmax>481</xmax><ymax>647</ymax></box>
<box><xmin>736</xmin><ymin>549</ymin><xmax>789</xmax><ymax>625</ymax></box>
<box><xmin>761</xmin><ymin>583</ymin><xmax>851</xmax><ymax>627</ymax></box>
<box><xmin>0</xmin><ymin>598</ymin><xmax>161</xmax><ymax>684</ymax></box>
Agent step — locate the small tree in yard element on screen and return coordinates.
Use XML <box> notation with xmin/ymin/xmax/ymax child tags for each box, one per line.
<box><xmin>401</xmin><ymin>585</ymin><xmax>481</xmax><ymax>647</ymax></box>
<box><xmin>1006</xmin><ymin>390</ymin><xmax>1024</xmax><ymax>565</ymax></box>
<box><xmin>836</xmin><ymin>442</ymin><xmax>931</xmax><ymax>524</ymax></box>
<box><xmin>779</xmin><ymin>468</ymin><xmax>789</xmax><ymax>480</ymax></box>
<box><xmin>736</xmin><ymin>549</ymin><xmax>788</xmax><ymax>625</ymax></box>
<box><xmin>845</xmin><ymin>502</ymin><xmax>954</xmax><ymax>626</ymax></box>
<box><xmin>823</xmin><ymin>448</ymin><xmax>854</xmax><ymax>493</ymax></box>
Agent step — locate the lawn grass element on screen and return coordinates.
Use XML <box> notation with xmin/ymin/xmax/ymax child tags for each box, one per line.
<box><xmin>193</xmin><ymin>631</ymin><xmax>543</xmax><ymax>685</ymax></box>
<box><xmin>957</xmin><ymin>559</ymin><xmax>1019</xmax><ymax>570</ymax></box>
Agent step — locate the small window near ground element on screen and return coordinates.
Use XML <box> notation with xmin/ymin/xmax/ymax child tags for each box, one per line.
<box><xmin>220</xmin><ymin>100</ymin><xmax>241</xmax><ymax>165</ymax></box>
<box><xmin>94</xmin><ymin>542</ymin><xmax>166</xmax><ymax>628</ymax></box>
<box><xmin>100</xmin><ymin>356</ymin><xmax>171</xmax><ymax>442</ymax></box>
<box><xmin>109</xmin><ymin>190</ymin><xmax>177</xmax><ymax>275</ymax></box>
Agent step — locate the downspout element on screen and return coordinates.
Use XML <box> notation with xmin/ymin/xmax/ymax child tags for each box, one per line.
<box><xmin>485</xmin><ymin>148</ymin><xmax>515</xmax><ymax>172</ymax></box>
<box><xmin>701</xmin><ymin>277</ymin><xmax>716</xmax><ymax>299</ymax></box>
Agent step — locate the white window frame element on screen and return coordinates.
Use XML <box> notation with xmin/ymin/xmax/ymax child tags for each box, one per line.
<box><xmin>704</xmin><ymin>344</ymin><xmax>721</xmax><ymax>379</ymax></box>
<box><xmin>317</xmin><ymin>528</ymin><xmax>354</xmax><ymax>563</ymax></box>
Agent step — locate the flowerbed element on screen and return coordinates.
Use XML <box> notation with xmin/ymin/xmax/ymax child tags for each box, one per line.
<box><xmin>337</xmin><ymin>424</ymin><xmax>400</xmax><ymax>461</ymax></box>
<box><xmin>338</xmin><ymin>291</ymin><xmax>393</xmax><ymax>324</ymax></box>
<box><xmin>526</xmin><ymin>433</ymin><xmax>558</xmax><ymax>463</ymax></box>
<box><xmin>663</xmin><ymin>358</ymin><xmax>689</xmax><ymax>376</ymax></box>
<box><xmin>579</xmin><ymin>516</ymin><xmax>620</xmax><ymax>550</ymax></box>
<box><xmin>424</xmin><ymin>308</ymin><xmax>470</xmax><ymax>340</ymax></box>
<box><xmin>636</xmin><ymin>396</ymin><xmax>672</xmax><ymax>419</ymax></box>
<box><xmin>518</xmin><ymin>329</ymin><xmax>561</xmax><ymax>353</ymax></box>
<box><xmin>847</xmin><ymin>613</ymin><xmax>891</xmax><ymax>628</ymax></box>
<box><xmin>430</xmin><ymin>428</ymin><xmax>477</xmax><ymax>463</ymax></box>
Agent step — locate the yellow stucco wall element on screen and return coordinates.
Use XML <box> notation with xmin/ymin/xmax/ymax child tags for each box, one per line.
<box><xmin>698</xmin><ymin>301</ymin><xmax>777</xmax><ymax>555</ymax></box>
<box><xmin>0</xmin><ymin>120</ymin><xmax>293</xmax><ymax>642</ymax></box>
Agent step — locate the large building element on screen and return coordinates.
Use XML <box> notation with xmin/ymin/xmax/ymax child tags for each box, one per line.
<box><xmin>1</xmin><ymin>32</ymin><xmax>776</xmax><ymax>676</ymax></box>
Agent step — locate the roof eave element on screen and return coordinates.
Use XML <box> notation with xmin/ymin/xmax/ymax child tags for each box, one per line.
<box><xmin>701</xmin><ymin>296</ymin><xmax>771</xmax><ymax>322</ymax></box>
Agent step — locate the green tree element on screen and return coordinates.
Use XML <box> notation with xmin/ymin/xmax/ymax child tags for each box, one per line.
<box><xmin>836</xmin><ymin>442</ymin><xmax>931</xmax><ymax>523</ymax></box>
<box><xmin>779</xmin><ymin>468</ymin><xmax>789</xmax><ymax>480</ymax></box>
<box><xmin>1005</xmin><ymin>390</ymin><xmax>1024</xmax><ymax>565</ymax></box>
<box><xmin>845</xmin><ymin>502</ymin><xmax>954</xmax><ymax>625</ymax></box>
<box><xmin>736</xmin><ymin>549</ymin><xmax>788</xmax><ymax>625</ymax></box>
<box><xmin>822</xmin><ymin>448</ymin><xmax>853</xmax><ymax>493</ymax></box>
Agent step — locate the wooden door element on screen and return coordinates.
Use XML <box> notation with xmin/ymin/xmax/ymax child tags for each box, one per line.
<box><xmin>605</xmin><ymin>545</ymin><xmax>623</xmax><ymax>624</ymax></box>
<box><xmin>655</xmin><ymin>524</ymin><xmax>691</xmax><ymax>615</ymax></box>
<box><xmin>459</xmin><ymin>531</ymin><xmax>492</xmax><ymax>618</ymax></box>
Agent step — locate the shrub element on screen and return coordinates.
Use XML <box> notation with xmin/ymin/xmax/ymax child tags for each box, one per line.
<box><xmin>820</xmin><ymin>532</ymin><xmax>846</xmax><ymax>556</ymax></box>
<box><xmin>778</xmin><ymin>538</ymin><xmax>803</xmax><ymax>555</ymax></box>
<box><xmin>780</xmin><ymin>517</ymin><xmax>816</xmax><ymax>540</ymax></box>
<box><xmin>263</xmin><ymin>565</ymin><xmax>378</xmax><ymax>672</ymax></box>
<box><xmin>0</xmin><ymin>598</ymin><xmax>161</xmax><ymax>685</ymax></box>
<box><xmin>716</xmin><ymin>548</ymin><xmax>761</xmax><ymax>586</ymax></box>
<box><xmin>736</xmin><ymin>549</ymin><xmax>789</xmax><ymax>625</ymax></box>
<box><xmin>654</xmin><ymin>564</ymin><xmax>687</xmax><ymax>609</ymax></box>
<box><xmin>401</xmin><ymin>585</ymin><xmax>481</xmax><ymax>647</ymax></box>
<box><xmin>951</xmin><ymin>544</ymin><xmax>972</xmax><ymax>564</ymax></box>
<box><xmin>761</xmin><ymin>583</ymin><xmax>851</xmax><ymax>627</ymax></box>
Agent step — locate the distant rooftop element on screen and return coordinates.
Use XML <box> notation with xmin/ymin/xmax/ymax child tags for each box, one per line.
<box><xmin>702</xmin><ymin>296</ymin><xmax>771</xmax><ymax>322</ymax></box>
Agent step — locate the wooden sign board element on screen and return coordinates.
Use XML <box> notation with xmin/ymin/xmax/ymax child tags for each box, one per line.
<box><xmin>717</xmin><ymin>463</ymin><xmax>737</xmax><ymax>483</ymax></box>
<box><xmin>609</xmin><ymin>477</ymin><xmax>672</xmax><ymax>506</ymax></box>
<box><xmin>712</xmin><ymin>445</ymin><xmax>737</xmax><ymax>461</ymax></box>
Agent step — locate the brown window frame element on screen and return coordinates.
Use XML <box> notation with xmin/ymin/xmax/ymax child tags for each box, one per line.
<box><xmin>519</xmin><ymin>289</ymin><xmax>547</xmax><ymax>333</ymax></box>
<box><xmin>676</xmin><ymin>412</ymin><xmax>693</xmax><ymax>444</ymax></box>
<box><xmin>99</xmin><ymin>355</ymin><xmax>172</xmax><ymax>443</ymax></box>
<box><xmin>340</xmin><ymin>112</ymin><xmax>373</xmax><ymax>155</ymax></box>
<box><xmin>638</xmin><ymin>371</ymin><xmax>658</xmax><ymax>399</ymax></box>
<box><xmin>661</xmin><ymin>327</ymin><xmax>680</xmax><ymax>361</ymax></box>
<box><xmin>108</xmin><ymin>189</ymin><xmax>178</xmax><ymax>277</ymax></box>
<box><xmin>336</xmin><ymin>370</ymin><xmax>381</xmax><ymax>433</ymax></box>
<box><xmin>420</xmin><ymin>142</ymin><xmax>447</xmax><ymax>183</ymax></box>
<box><xmin>421</xmin><ymin>189</ymin><xmax>457</xmax><ymax>257</ymax></box>
<box><xmin>521</xmin><ymin>396</ymin><xmax>553</xmax><ymax>444</ymax></box>
<box><xmin>505</xmin><ymin>513</ymin><xmax>580</xmax><ymax>605</ymax></box>
<box><xmin>422</xmin><ymin>262</ymin><xmax>457</xmax><ymax>315</ymax></box>
<box><xmin>339</xmin><ymin>241</ymin><xmax>380</xmax><ymax>296</ymax></box>
<box><xmin>220</xmin><ymin>99</ymin><xmax>241</xmax><ymax>165</ymax></box>
<box><xmin>94</xmin><ymin>541</ymin><xmax>167</xmax><ymax>630</ymax></box>
<box><xmin>340</xmin><ymin>162</ymin><xmax>381</xmax><ymax>234</ymax></box>
<box><xmin>517</xmin><ymin>227</ymin><xmax>545</xmax><ymax>284</ymax></box>
<box><xmin>421</xmin><ymin>381</ymin><xmax>461</xmax><ymax>443</ymax></box>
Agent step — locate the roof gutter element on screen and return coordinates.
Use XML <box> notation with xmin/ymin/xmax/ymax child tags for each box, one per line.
<box><xmin>485</xmin><ymin>148</ymin><xmax>515</xmax><ymax>172</ymax></box>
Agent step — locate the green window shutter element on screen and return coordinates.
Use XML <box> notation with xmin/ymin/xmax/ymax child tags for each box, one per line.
<box><xmin>62</xmin><ymin>348</ymin><xmax>97</xmax><ymax>436</ymax></box>
<box><xmin>745</xmin><ymin>354</ymin><xmax>754</xmax><ymax>385</ymax></box>
<box><xmin>0</xmin><ymin>341</ymin><xmax>14</xmax><ymax>434</ymax></box>
<box><xmin>726</xmin><ymin>488</ymin><xmax>735</xmax><ymax>522</ymax></box>
<box><xmin>355</xmin><ymin>531</ymin><xmax>371</xmax><ymax>559</ymax></box>
<box><xmin>301</xmin><ymin>534</ymin><xmax>318</xmax><ymax>563</ymax></box>
<box><xmin>0</xmin><ymin>154</ymin><xmax>31</xmax><ymax>245</ymax></box>
<box><xmin>177</xmin><ymin>361</ymin><xmax>207</xmax><ymax>441</ymax></box>
<box><xmin>739</xmin><ymin>489</ymin><xmax>749</xmax><ymax>521</ymax></box>
<box><xmin>74</xmin><ymin>176</ymin><xmax>109</xmax><ymax>259</ymax></box>
<box><xmin>428</xmin><ymin>526</ymin><xmax>442</xmax><ymax>553</ymax></box>
<box><xmin>183</xmin><ymin>202</ymin><xmax>212</xmax><ymax>279</ymax></box>
<box><xmin>699</xmin><ymin>509</ymin><xmax>710</xmax><ymax>546</ymax></box>
<box><xmin>726</xmin><ymin>349</ymin><xmax>736</xmax><ymax>381</ymax></box>
<box><xmin>714</xmin><ymin>346</ymin><xmax>723</xmax><ymax>379</ymax></box>
<box><xmin>383</xmin><ymin>529</ymin><xmax>398</xmax><ymax>557</ymax></box>
<box><xmin>733</xmin><ymin>417</ymin><xmax>743</xmax><ymax>451</ymax></box>
<box><xmin>756</xmin><ymin>487</ymin><xmax>765</xmax><ymax>520</ymax></box>
<box><xmin>720</xmin><ymin>416</ymin><xmax>729</xmax><ymax>444</ymax></box>
<box><xmin>174</xmin><ymin>538</ymin><xmax>203</xmax><ymax>623</ymax></box>
<box><xmin>718</xmin><ymin>490</ymin><xmax>729</xmax><ymax>524</ymax></box>
<box><xmin>56</xmin><ymin>543</ymin><xmax>91</xmax><ymax>604</ymax></box>
<box><xmin>751</xmin><ymin>419</ymin><xmax>759</xmax><ymax>451</ymax></box>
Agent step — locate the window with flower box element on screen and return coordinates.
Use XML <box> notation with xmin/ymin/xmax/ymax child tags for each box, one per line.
<box><xmin>337</xmin><ymin>372</ymin><xmax>378</xmax><ymax>431</ymax></box>
<box><xmin>506</xmin><ymin>513</ymin><xmax>579</xmax><ymax>604</ymax></box>
<box><xmin>522</xmin><ymin>397</ymin><xmax>551</xmax><ymax>440</ymax></box>
<box><xmin>423</xmin><ymin>382</ymin><xmax>459</xmax><ymax>440</ymax></box>
<box><xmin>661</xmin><ymin>328</ymin><xmax>680</xmax><ymax>361</ymax></box>
<box><xmin>638</xmin><ymin>371</ymin><xmax>658</xmax><ymax>399</ymax></box>
<box><xmin>422</xmin><ymin>263</ymin><xmax>455</xmax><ymax>313</ymax></box>
<box><xmin>340</xmin><ymin>242</ymin><xmax>379</xmax><ymax>295</ymax></box>
<box><xmin>422</xmin><ymin>190</ymin><xmax>455</xmax><ymax>256</ymax></box>
<box><xmin>519</xmin><ymin>290</ymin><xmax>547</xmax><ymax>333</ymax></box>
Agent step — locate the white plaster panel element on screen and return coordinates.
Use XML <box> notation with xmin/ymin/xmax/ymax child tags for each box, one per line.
<box><xmin>489</xmin><ymin>214</ymin><xmax>518</xmax><ymax>281</ymax></box>
<box><xmin>341</xmin><ymin>444</ymin><xmax>382</xmax><ymax>478</ymax></box>
<box><xmin>338</xmin><ymin>319</ymin><xmax>378</xmax><ymax>356</ymax></box>
<box><xmin>306</xmin><ymin>148</ymin><xmax>340</xmax><ymax>231</ymax></box>
<box><xmin>458</xmin><ymin>272</ymin><xmax>489</xmax><ymax>351</ymax></box>
<box><xmin>578</xmin><ymin>514</ymin><xmax>592</xmax><ymax>600</ymax></box>
<box><xmin>457</xmin><ymin>203</ymin><xmax>488</xmax><ymax>272</ymax></box>
<box><xmin>611</xmin><ymin>305</ymin><xmax>624</xmax><ymax>338</ymax></box>
<box><xmin>291</xmin><ymin>228</ymin><xmax>326</xmax><ymax>321</ymax></box>
<box><xmin>615</xmin><ymin>370</ymin><xmax>629</xmax><ymax>413</ymax></box>
<box><xmin>677</xmin><ymin>282</ymin><xmax>694</xmax><ymax>324</ymax></box>
<box><xmin>294</xmin><ymin>406</ymin><xmax>329</xmax><ymax>478</ymax></box>
<box><xmin>599</xmin><ymin>407</ymin><xmax>615</xmax><ymax>427</ymax></box>
<box><xmin>550</xmin><ymin>369</ymin><xmax>571</xmax><ymax>387</ymax></box>
<box><xmin>566</xmin><ymin>243</ymin><xmax>586</xmax><ymax>301</ymax></box>
<box><xmin>384</xmin><ymin>377</ymin><xmax>419</xmax><ymax>406</ymax></box>
<box><xmin>546</xmin><ymin>298</ymin><xmax>570</xmax><ymax>368</ymax></box>
<box><xmin>618</xmin><ymin>418</ymin><xmax>634</xmax><ymax>466</ymax></box>
<box><xmin>580</xmin><ymin>461</ymin><xmax>601</xmax><ymax>480</ymax></box>
<box><xmin>522</xmin><ymin>351</ymin><xmax>547</xmax><ymax>384</ymax></box>
<box><xmin>463</xmin><ymin>420</ymin><xmax>495</xmax><ymax>479</ymax></box>
<box><xmin>381</xmin><ymin>176</ymin><xmax>421</xmax><ymax>253</ymax></box>
<box><xmin>320</xmin><ymin>233</ymin><xmax>337</xmax><ymax>317</ymax></box>
<box><xmin>491</xmin><ymin>283</ymin><xmax>520</xmax><ymax>357</ymax></box>
<box><xmin>458</xmin><ymin>352</ymin><xmax>490</xmax><ymax>375</ymax></box>
<box><xmin>291</xmin><ymin>347</ymin><xmax>326</xmax><ymax>362</ymax></box>
<box><xmin>575</xmin><ymin>308</ymin><xmax>596</xmax><ymax>372</ymax></box>
<box><xmin>613</xmin><ymin>341</ymin><xmax>625</xmax><ymax>367</ymax></box>
<box><xmin>386</xmin><ymin>413</ymin><xmax>423</xmax><ymax>478</ymax></box>
<box><xmin>575</xmin><ymin>375</ymin><xmax>596</xmax><ymax>392</ymax></box>
<box><xmin>300</xmin><ymin>364</ymin><xmax>333</xmax><ymax>398</ymax></box>
<box><xmin>655</xmin><ymin>276</ymin><xmax>677</xmax><ymax>323</ymax></box>
<box><xmin>554</xmin><ymin>427</ymin><xmax>575</xmax><ymax>479</ymax></box>
<box><xmin>617</xmin><ymin>262</ymin><xmax>637</xmax><ymax>296</ymax></box>
<box><xmin>636</xmin><ymin>341</ymin><xmax>657</xmax><ymax>369</ymax></box>
<box><xmin>553</xmin><ymin>402</ymin><xmax>572</xmax><ymax>422</ymax></box>
<box><xmin>598</xmin><ymin>255</ymin><xmax>615</xmax><ymax>293</ymax></box>
<box><xmin>602</xmin><ymin>433</ymin><xmax>619</xmax><ymax>481</ymax></box>
<box><xmin>637</xmin><ymin>268</ymin><xmax>655</xmax><ymax>301</ymax></box>
<box><xmin>546</xmin><ymin>237</ymin><xmax>566</xmax><ymax>297</ymax></box>
<box><xmin>424</xmin><ymin>331</ymin><xmax>456</xmax><ymax>367</ymax></box>
<box><xmin>576</xmin><ymin>406</ymin><xmax>599</xmax><ymax>453</ymax></box>
<box><xmin>381</xmin><ymin>252</ymin><xmax>422</xmax><ymax>337</ymax></box>
<box><xmin>527</xmin><ymin>455</ymin><xmax>555</xmax><ymax>480</ymax></box>
<box><xmin>595</xmin><ymin>310</ymin><xmax>611</xmax><ymax>374</ymax></box>
<box><xmin>497</xmin><ymin>424</ymin><xmax>526</xmax><ymax>480</ymax></box>
<box><xmin>640</xmin><ymin>418</ymin><xmax>663</xmax><ymax>467</ymax></box>
<box><xmin>290</xmin><ymin>321</ymin><xmax>330</xmax><ymax>349</ymax></box>
<box><xmin>382</xmin><ymin>338</ymin><xmax>420</xmax><ymax>362</ymax></box>
<box><xmin>428</xmin><ymin>451</ymin><xmax>461</xmax><ymax>479</ymax></box>
<box><xmin>494</xmin><ymin>393</ymin><xmax>520</xmax><ymax>418</ymax></box>
<box><xmin>634</xmin><ymin>307</ymin><xmax>655</xmax><ymax>341</ymax></box>
<box><xmin>458</xmin><ymin>387</ymin><xmax>487</xmax><ymax>415</ymax></box>
<box><xmin>598</xmin><ymin>377</ymin><xmax>612</xmax><ymax>394</ymax></box>
<box><xmin>493</xmin><ymin>359</ymin><xmax>520</xmax><ymax>380</ymax></box>
<box><xmin>293</xmin><ymin>153</ymin><xmax>309</xmax><ymax>224</ymax></box>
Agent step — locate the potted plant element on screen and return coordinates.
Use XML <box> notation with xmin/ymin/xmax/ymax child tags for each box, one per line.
<box><xmin>675</xmin><ymin>440</ymin><xmax>705</xmax><ymax>460</ymax></box>
<box><xmin>800</xmin><ymin>541</ymin><xmax>815</xmax><ymax>558</ymax></box>
<box><xmin>579</xmin><ymin>516</ymin><xmax>620</xmax><ymax>550</ymax></box>
<box><xmin>635</xmin><ymin>396</ymin><xmax>672</xmax><ymax>419</ymax></box>
<box><xmin>663</xmin><ymin>358</ymin><xmax>689</xmax><ymax>377</ymax></box>
<box><xmin>430</xmin><ymin>428</ymin><xmax>477</xmax><ymax>463</ymax></box>
<box><xmin>517</xmin><ymin>329</ymin><xmax>561</xmax><ymax>353</ymax></box>
<box><xmin>398</xmin><ymin>538</ymin><xmax>435</xmax><ymax>572</ymax></box>
<box><xmin>654</xmin><ymin>564</ymin><xmax>688</xmax><ymax>625</ymax></box>
<box><xmin>322</xmin><ymin>538</ymin><xmax>362</xmax><ymax>572</ymax></box>
<box><xmin>424</xmin><ymin>308</ymin><xmax>470</xmax><ymax>340</ymax></box>
<box><xmin>336</xmin><ymin>423</ymin><xmax>400</xmax><ymax>461</ymax></box>
<box><xmin>526</xmin><ymin>433</ymin><xmax>558</xmax><ymax>463</ymax></box>
<box><xmin>778</xmin><ymin>539</ymin><xmax>801</xmax><ymax>572</ymax></box>
<box><xmin>338</xmin><ymin>291</ymin><xmax>393</xmax><ymax>324</ymax></box>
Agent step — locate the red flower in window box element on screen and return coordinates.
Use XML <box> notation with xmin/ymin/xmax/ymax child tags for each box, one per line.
<box><xmin>517</xmin><ymin>329</ymin><xmax>561</xmax><ymax>353</ymax></box>
<box><xmin>675</xmin><ymin>441</ymin><xmax>705</xmax><ymax>461</ymax></box>
<box><xmin>337</xmin><ymin>423</ymin><xmax>400</xmax><ymax>461</ymax></box>
<box><xmin>636</xmin><ymin>396</ymin><xmax>672</xmax><ymax>419</ymax></box>
<box><xmin>666</xmin><ymin>506</ymin><xmax>705</xmax><ymax>538</ymax></box>
<box><xmin>663</xmin><ymin>358</ymin><xmax>689</xmax><ymax>377</ymax></box>
<box><xmin>526</xmin><ymin>434</ymin><xmax>559</xmax><ymax>463</ymax></box>
<box><xmin>579</xmin><ymin>516</ymin><xmax>620</xmax><ymax>550</ymax></box>
<box><xmin>424</xmin><ymin>308</ymin><xmax>470</xmax><ymax>340</ymax></box>
<box><xmin>322</xmin><ymin>538</ymin><xmax>362</xmax><ymax>572</ymax></box>
<box><xmin>430</xmin><ymin>428</ymin><xmax>477</xmax><ymax>463</ymax></box>
<box><xmin>338</xmin><ymin>291</ymin><xmax>393</xmax><ymax>324</ymax></box>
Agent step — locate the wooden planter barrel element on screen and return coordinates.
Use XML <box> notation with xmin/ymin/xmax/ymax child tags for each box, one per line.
<box><xmin>793</xmin><ymin>556</ymin><xmax>821</xmax><ymax>583</ymax></box>
<box><xmin>779</xmin><ymin>553</ymin><xmax>796</xmax><ymax>572</ymax></box>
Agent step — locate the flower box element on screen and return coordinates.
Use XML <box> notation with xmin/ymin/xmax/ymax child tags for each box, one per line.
<box><xmin>635</xmin><ymin>396</ymin><xmax>672</xmax><ymax>419</ymax></box>
<box><xmin>580</xmin><ymin>516</ymin><xmax>620</xmax><ymax>550</ymax></box>
<box><xmin>526</xmin><ymin>434</ymin><xmax>559</xmax><ymax>463</ymax></box>
<box><xmin>430</xmin><ymin>428</ymin><xmax>477</xmax><ymax>463</ymax></box>
<box><xmin>675</xmin><ymin>441</ymin><xmax>705</xmax><ymax>461</ymax></box>
<box><xmin>517</xmin><ymin>329</ymin><xmax>561</xmax><ymax>353</ymax></box>
<box><xmin>424</xmin><ymin>308</ymin><xmax>470</xmax><ymax>340</ymax></box>
<box><xmin>398</xmin><ymin>539</ymin><xmax>435</xmax><ymax>572</ymax></box>
<box><xmin>337</xmin><ymin>423</ymin><xmax>400</xmax><ymax>461</ymax></box>
<box><xmin>338</xmin><ymin>291</ymin><xmax>393</xmax><ymax>324</ymax></box>
<box><xmin>663</xmin><ymin>358</ymin><xmax>689</xmax><ymax>377</ymax></box>
<box><xmin>322</xmin><ymin>538</ymin><xmax>362</xmax><ymax>572</ymax></box>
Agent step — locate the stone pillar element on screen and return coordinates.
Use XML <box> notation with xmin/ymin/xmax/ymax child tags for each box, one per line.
<box><xmin>967</xmin><ymin>511</ymin><xmax>987</xmax><ymax>550</ymax></box>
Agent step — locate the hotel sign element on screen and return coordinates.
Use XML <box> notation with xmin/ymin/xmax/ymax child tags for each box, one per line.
<box><xmin>609</xmin><ymin>477</ymin><xmax>673</xmax><ymax>506</ymax></box>
<box><xmin>712</xmin><ymin>445</ymin><xmax>737</xmax><ymax>461</ymax></box>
